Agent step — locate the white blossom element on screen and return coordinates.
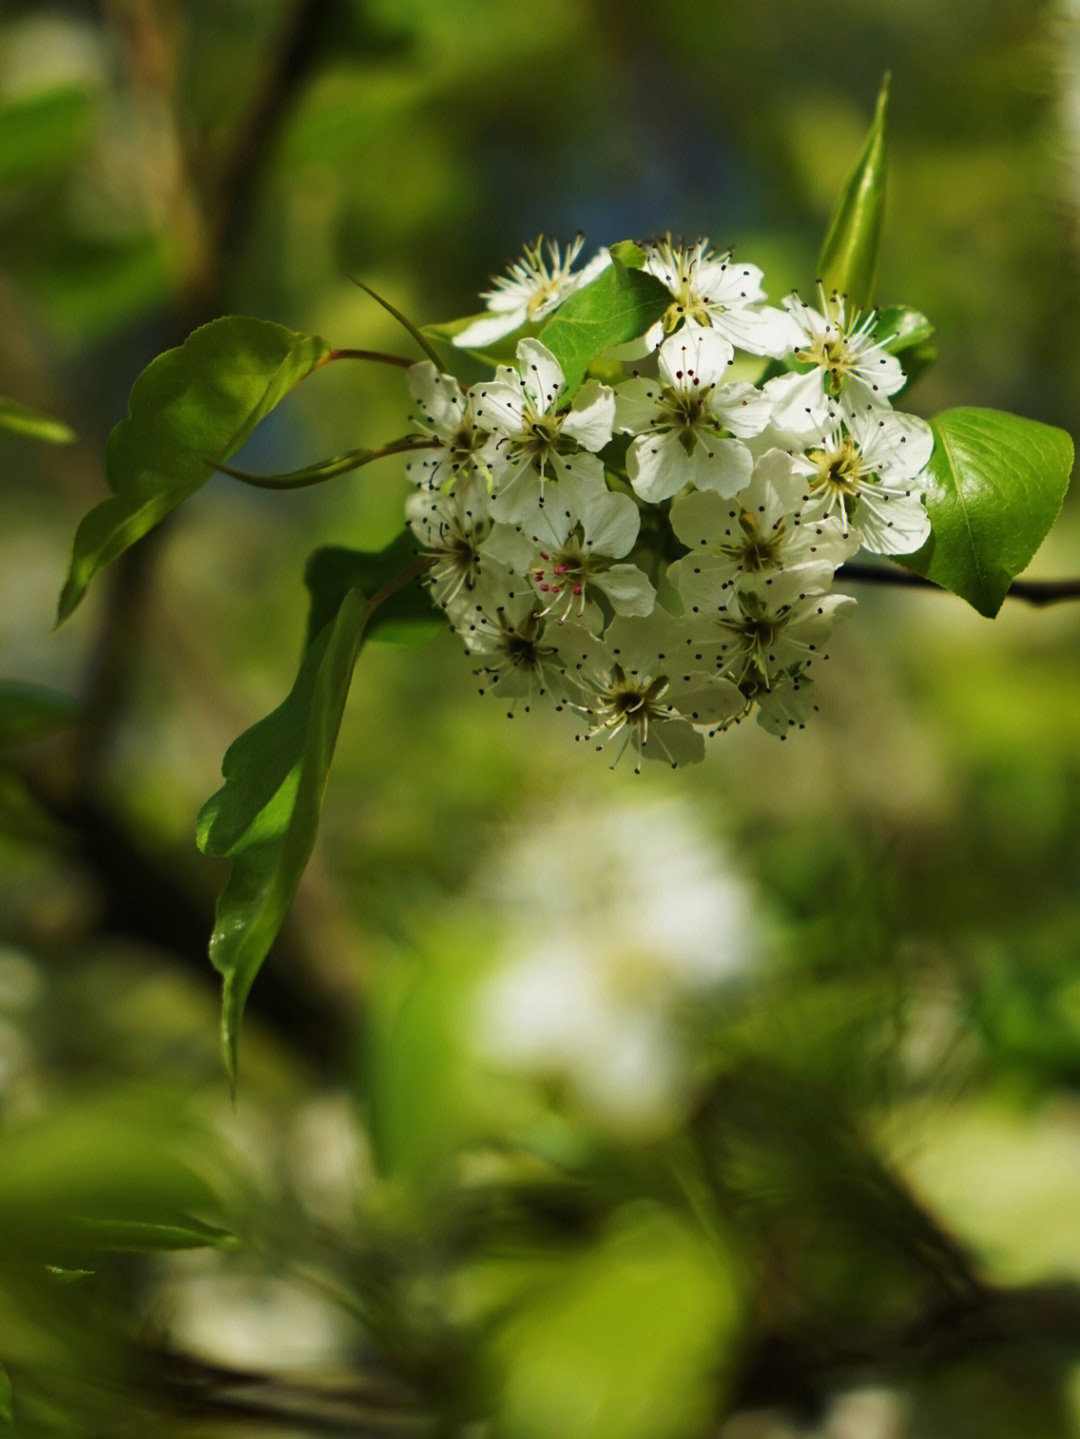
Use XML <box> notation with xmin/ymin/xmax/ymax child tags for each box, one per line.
<box><xmin>764</xmin><ymin>287</ymin><xmax>906</xmax><ymax>432</ymax></box>
<box><xmin>561</xmin><ymin>613</ymin><xmax>745</xmax><ymax>769</ymax></box>
<box><xmin>404</xmin><ymin>362</ymin><xmax>499</xmax><ymax>492</ymax></box>
<box><xmin>788</xmin><ymin>404</ymin><xmax>933</xmax><ymax>554</ymax></box>
<box><xmin>666</xmin><ymin>449</ymin><xmax>859</xmax><ymax>608</ymax></box>
<box><xmin>452</xmin><ymin>236</ymin><xmax>610</xmax><ymax>349</ymax></box>
<box><xmin>484</xmin><ymin>488</ymin><xmax>655</xmax><ymax>630</ymax></box>
<box><xmin>470</xmin><ymin>338</ymin><xmax>615</xmax><ymax>522</ymax></box>
<box><xmin>640</xmin><ymin>237</ymin><xmax>802</xmax><ymax>356</ymax></box>
<box><xmin>615</xmin><ymin>328</ymin><xmax>767</xmax><ymax>501</ymax></box>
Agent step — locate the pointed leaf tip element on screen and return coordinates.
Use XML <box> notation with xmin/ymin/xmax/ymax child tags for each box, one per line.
<box><xmin>817</xmin><ymin>73</ymin><xmax>890</xmax><ymax>310</ymax></box>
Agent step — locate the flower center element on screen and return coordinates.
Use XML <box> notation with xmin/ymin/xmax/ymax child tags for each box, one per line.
<box><xmin>720</xmin><ymin>510</ymin><xmax>786</xmax><ymax>572</ymax></box>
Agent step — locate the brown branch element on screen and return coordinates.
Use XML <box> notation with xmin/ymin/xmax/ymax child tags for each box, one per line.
<box><xmin>838</xmin><ymin>563</ymin><xmax>1080</xmax><ymax>606</ymax></box>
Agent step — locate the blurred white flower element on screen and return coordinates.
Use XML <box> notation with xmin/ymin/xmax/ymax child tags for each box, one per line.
<box><xmin>472</xmin><ymin>796</ymin><xmax>762</xmax><ymax>1136</ymax></box>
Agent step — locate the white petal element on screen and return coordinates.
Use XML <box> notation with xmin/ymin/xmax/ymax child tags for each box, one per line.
<box><xmin>614</xmin><ymin>376</ymin><xmax>664</xmax><ymax>434</ymax></box>
<box><xmin>852</xmin><ymin>486</ymin><xmax>931</xmax><ymax>555</ymax></box>
<box><xmin>471</xmin><ymin>380</ymin><xmax>526</xmax><ymax>436</ymax></box>
<box><xmin>627</xmin><ymin>430</ymin><xmax>691</xmax><ymax>502</ymax></box>
<box><xmin>516</xmin><ymin>338</ymin><xmax>565</xmax><ymax>413</ymax></box>
<box><xmin>581</xmin><ymin>490</ymin><xmax>639</xmax><ymax>557</ymax></box>
<box><xmin>638</xmin><ymin>718</ymin><xmax>705</xmax><ymax>768</ymax></box>
<box><xmin>666</xmin><ymin>675</ymin><xmax>745</xmax><ymax>725</ymax></box>
<box><xmin>407</xmin><ymin>362</ymin><xmax>467</xmax><ymax>430</ymax></box>
<box><xmin>764</xmin><ymin>368</ymin><xmax>831</xmax><ymax>432</ymax></box>
<box><xmin>713</xmin><ymin>303</ymin><xmax>803</xmax><ymax>358</ymax></box>
<box><xmin>669</xmin><ymin>489</ymin><xmax>740</xmax><ymax>549</ymax></box>
<box><xmin>561</xmin><ymin>378</ymin><xmax>616</xmax><ymax>452</ymax></box>
<box><xmin>657</xmin><ymin>327</ymin><xmax>734</xmax><ymax>389</ymax></box>
<box><xmin>710</xmin><ymin>381</ymin><xmax>774</xmax><ymax>437</ymax></box>
<box><xmin>687</xmin><ymin>436</ymin><xmax>753</xmax><ymax>498</ymax></box>
<box><xmin>451</xmin><ymin>310</ymin><xmax>527</xmax><ymax>349</ymax></box>
<box><xmin>667</xmin><ymin>554</ymin><xmax>733</xmax><ymax>617</ymax></box>
<box><xmin>594</xmin><ymin>564</ymin><xmax>656</xmax><ymax>617</ymax></box>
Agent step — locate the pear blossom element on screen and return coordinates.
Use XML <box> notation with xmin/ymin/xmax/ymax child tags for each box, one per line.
<box><xmin>484</xmin><ymin>487</ymin><xmax>655</xmax><ymax>630</ymax></box>
<box><xmin>452</xmin><ymin>590</ymin><xmax>573</xmax><ymax>710</ymax></box>
<box><xmin>765</xmin><ymin>287</ymin><xmax>906</xmax><ymax>432</ymax></box>
<box><xmin>615</xmin><ymin>328</ymin><xmax>768</xmax><ymax>501</ymax></box>
<box><xmin>562</xmin><ymin>613</ymin><xmax>745</xmax><ymax>769</ymax></box>
<box><xmin>405</xmin><ymin>484</ymin><xmax>510</xmax><ymax>617</ymax></box>
<box><xmin>666</xmin><ymin>449</ymin><xmax>859</xmax><ymax>608</ymax></box>
<box><xmin>682</xmin><ymin>567</ymin><xmax>857</xmax><ymax>690</ymax></box>
<box><xmin>470</xmin><ymin>338</ymin><xmax>615</xmax><ymax>523</ymax></box>
<box><xmin>640</xmin><ymin>237</ymin><xmax>802</xmax><ymax>356</ymax></box>
<box><xmin>452</xmin><ymin>236</ymin><xmax>610</xmax><ymax>349</ymax></box>
<box><xmin>787</xmin><ymin>404</ymin><xmax>933</xmax><ymax>554</ymax></box>
<box><xmin>404</xmin><ymin>362</ymin><xmax>498</xmax><ymax>492</ymax></box>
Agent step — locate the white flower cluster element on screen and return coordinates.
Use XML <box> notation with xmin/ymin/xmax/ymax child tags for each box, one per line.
<box><xmin>405</xmin><ymin>237</ymin><xmax>934</xmax><ymax>769</ymax></box>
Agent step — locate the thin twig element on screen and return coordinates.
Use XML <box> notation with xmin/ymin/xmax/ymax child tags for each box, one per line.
<box><xmin>838</xmin><ymin>563</ymin><xmax>1080</xmax><ymax>606</ymax></box>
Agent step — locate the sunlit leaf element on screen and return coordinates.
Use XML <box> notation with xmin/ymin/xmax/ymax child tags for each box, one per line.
<box><xmin>0</xmin><ymin>1101</ymin><xmax>224</xmax><ymax>1257</ymax></box>
<box><xmin>817</xmin><ymin>74</ymin><xmax>889</xmax><ymax>310</ymax></box>
<box><xmin>0</xmin><ymin>397</ymin><xmax>75</xmax><ymax>444</ymax></box>
<box><xmin>538</xmin><ymin>255</ymin><xmax>670</xmax><ymax>399</ymax></box>
<box><xmin>59</xmin><ymin>317</ymin><xmax>331</xmax><ymax>621</ymax></box>
<box><xmin>476</xmin><ymin>1203</ymin><xmax>746</xmax><ymax>1439</ymax></box>
<box><xmin>198</xmin><ymin>586</ymin><xmax>367</xmax><ymax>1083</ymax></box>
<box><xmin>898</xmin><ymin>408</ymin><xmax>1074</xmax><ymax>616</ymax></box>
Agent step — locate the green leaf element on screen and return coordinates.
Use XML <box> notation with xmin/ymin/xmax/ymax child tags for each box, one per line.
<box><xmin>422</xmin><ymin>314</ymin><xmax>543</xmax><ymax>385</ymax></box>
<box><xmin>0</xmin><ymin>767</ymin><xmax>73</xmax><ymax>848</ymax></box>
<box><xmin>58</xmin><ymin>317</ymin><xmax>331</xmax><ymax>621</ymax></box>
<box><xmin>817</xmin><ymin>73</ymin><xmax>889</xmax><ymax>309</ymax></box>
<box><xmin>198</xmin><ymin>558</ymin><xmax>403</xmax><ymax>1079</ymax></box>
<box><xmin>874</xmin><ymin>306</ymin><xmax>934</xmax><ymax>356</ymax></box>
<box><xmin>0</xmin><ymin>1367</ymin><xmax>10</xmax><ymax>1426</ymax></box>
<box><xmin>0</xmin><ymin>682</ymin><xmax>79</xmax><ymax>748</ymax></box>
<box><xmin>304</xmin><ymin>532</ymin><xmax>440</xmax><ymax>644</ymax></box>
<box><xmin>0</xmin><ymin>1100</ymin><xmax>223</xmax><ymax>1258</ymax></box>
<box><xmin>0</xmin><ymin>88</ymin><xmax>88</xmax><ymax>186</ymax></box>
<box><xmin>0</xmin><ymin>396</ymin><xmax>75</xmax><ymax>444</ymax></box>
<box><xmin>538</xmin><ymin>255</ymin><xmax>671</xmax><ymax>399</ymax></box>
<box><xmin>475</xmin><ymin>1203</ymin><xmax>746</xmax><ymax>1439</ymax></box>
<box><xmin>898</xmin><ymin>408</ymin><xmax>1074</xmax><ymax>617</ymax></box>
<box><xmin>607</xmin><ymin>240</ymin><xmax>646</xmax><ymax>269</ymax></box>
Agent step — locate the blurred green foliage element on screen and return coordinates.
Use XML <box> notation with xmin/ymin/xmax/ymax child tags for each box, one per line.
<box><xmin>4</xmin><ymin>0</ymin><xmax>1080</xmax><ymax>1435</ymax></box>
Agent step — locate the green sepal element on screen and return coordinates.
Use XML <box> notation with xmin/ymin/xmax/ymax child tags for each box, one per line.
<box><xmin>897</xmin><ymin>408</ymin><xmax>1074</xmax><ymax>617</ymax></box>
<box><xmin>0</xmin><ymin>395</ymin><xmax>75</xmax><ymax>444</ymax></box>
<box><xmin>873</xmin><ymin>305</ymin><xmax>937</xmax><ymax>391</ymax></box>
<box><xmin>58</xmin><ymin>317</ymin><xmax>331</xmax><ymax>622</ymax></box>
<box><xmin>817</xmin><ymin>73</ymin><xmax>889</xmax><ymax>309</ymax></box>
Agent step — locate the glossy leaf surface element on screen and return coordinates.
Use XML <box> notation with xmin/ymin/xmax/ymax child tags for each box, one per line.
<box><xmin>899</xmin><ymin>408</ymin><xmax>1074</xmax><ymax>616</ymax></box>
<box><xmin>538</xmin><ymin>256</ymin><xmax>670</xmax><ymax>399</ymax></box>
<box><xmin>59</xmin><ymin>317</ymin><xmax>330</xmax><ymax>620</ymax></box>
<box><xmin>817</xmin><ymin>74</ymin><xmax>889</xmax><ymax>309</ymax></box>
